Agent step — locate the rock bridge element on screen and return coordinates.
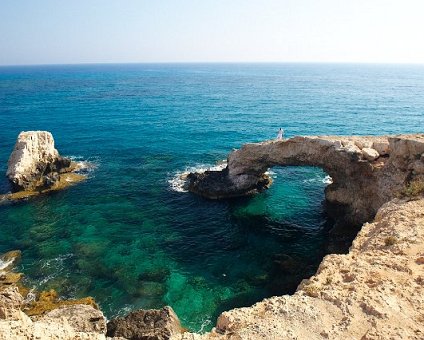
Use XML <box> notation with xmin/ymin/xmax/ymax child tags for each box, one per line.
<box><xmin>188</xmin><ymin>135</ymin><xmax>424</xmax><ymax>226</ymax></box>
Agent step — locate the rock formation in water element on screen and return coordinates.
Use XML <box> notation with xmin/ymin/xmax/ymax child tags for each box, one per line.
<box><xmin>188</xmin><ymin>135</ymin><xmax>424</xmax><ymax>227</ymax></box>
<box><xmin>7</xmin><ymin>131</ymin><xmax>72</xmax><ymax>191</ymax></box>
<box><xmin>1</xmin><ymin>134</ymin><xmax>423</xmax><ymax>339</ymax></box>
<box><xmin>3</xmin><ymin>131</ymin><xmax>86</xmax><ymax>200</ymax></box>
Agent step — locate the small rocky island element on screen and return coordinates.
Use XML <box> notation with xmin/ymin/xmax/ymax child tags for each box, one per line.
<box><xmin>1</xmin><ymin>131</ymin><xmax>86</xmax><ymax>201</ymax></box>
<box><xmin>1</xmin><ymin>134</ymin><xmax>423</xmax><ymax>339</ymax></box>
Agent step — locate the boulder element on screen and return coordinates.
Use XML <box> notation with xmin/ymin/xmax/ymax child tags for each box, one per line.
<box><xmin>106</xmin><ymin>306</ymin><xmax>183</xmax><ymax>340</ymax></box>
<box><xmin>0</xmin><ymin>286</ymin><xmax>24</xmax><ymax>319</ymax></box>
<box><xmin>361</xmin><ymin>147</ymin><xmax>380</xmax><ymax>161</ymax></box>
<box><xmin>41</xmin><ymin>304</ymin><xmax>106</xmax><ymax>334</ymax></box>
<box><xmin>6</xmin><ymin>131</ymin><xmax>74</xmax><ymax>192</ymax></box>
<box><xmin>372</xmin><ymin>141</ymin><xmax>390</xmax><ymax>155</ymax></box>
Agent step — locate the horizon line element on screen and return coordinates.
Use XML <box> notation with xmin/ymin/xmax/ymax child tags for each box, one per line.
<box><xmin>1</xmin><ymin>60</ymin><xmax>424</xmax><ymax>67</ymax></box>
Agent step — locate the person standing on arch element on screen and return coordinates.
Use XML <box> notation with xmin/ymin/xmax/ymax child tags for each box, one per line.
<box><xmin>276</xmin><ymin>127</ymin><xmax>284</xmax><ymax>140</ymax></box>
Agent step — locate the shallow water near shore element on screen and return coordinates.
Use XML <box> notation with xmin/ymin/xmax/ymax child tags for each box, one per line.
<box><xmin>0</xmin><ymin>63</ymin><xmax>423</xmax><ymax>331</ymax></box>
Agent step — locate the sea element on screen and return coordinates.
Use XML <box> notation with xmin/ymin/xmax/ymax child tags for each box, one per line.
<box><xmin>0</xmin><ymin>63</ymin><xmax>423</xmax><ymax>331</ymax></box>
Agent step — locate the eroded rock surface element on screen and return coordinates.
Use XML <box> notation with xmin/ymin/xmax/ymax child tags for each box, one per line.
<box><xmin>7</xmin><ymin>131</ymin><xmax>71</xmax><ymax>191</ymax></box>
<box><xmin>106</xmin><ymin>306</ymin><xmax>184</xmax><ymax>340</ymax></box>
<box><xmin>188</xmin><ymin>135</ymin><xmax>424</xmax><ymax>226</ymax></box>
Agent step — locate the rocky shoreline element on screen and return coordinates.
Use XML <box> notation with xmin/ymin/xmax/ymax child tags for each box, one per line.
<box><xmin>1</xmin><ymin>133</ymin><xmax>423</xmax><ymax>339</ymax></box>
<box><xmin>188</xmin><ymin>135</ymin><xmax>424</xmax><ymax>229</ymax></box>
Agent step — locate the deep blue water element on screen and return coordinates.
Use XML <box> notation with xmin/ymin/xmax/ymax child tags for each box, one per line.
<box><xmin>0</xmin><ymin>63</ymin><xmax>423</xmax><ymax>331</ymax></box>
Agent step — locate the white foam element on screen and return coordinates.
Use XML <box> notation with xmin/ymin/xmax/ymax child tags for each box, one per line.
<box><xmin>168</xmin><ymin>161</ymin><xmax>227</xmax><ymax>193</ymax></box>
<box><xmin>23</xmin><ymin>289</ymin><xmax>36</xmax><ymax>304</ymax></box>
<box><xmin>198</xmin><ymin>318</ymin><xmax>213</xmax><ymax>334</ymax></box>
<box><xmin>302</xmin><ymin>175</ymin><xmax>333</xmax><ymax>185</ymax></box>
<box><xmin>0</xmin><ymin>258</ymin><xmax>14</xmax><ymax>271</ymax></box>
<box><xmin>323</xmin><ymin>175</ymin><xmax>333</xmax><ymax>185</ymax></box>
<box><xmin>68</xmin><ymin>155</ymin><xmax>100</xmax><ymax>178</ymax></box>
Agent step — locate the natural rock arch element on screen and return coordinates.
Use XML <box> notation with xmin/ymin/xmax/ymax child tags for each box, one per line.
<box><xmin>188</xmin><ymin>135</ymin><xmax>424</xmax><ymax>227</ymax></box>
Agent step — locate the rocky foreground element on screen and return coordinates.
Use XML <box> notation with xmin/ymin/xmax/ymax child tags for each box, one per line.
<box><xmin>1</xmin><ymin>134</ymin><xmax>423</xmax><ymax>339</ymax></box>
<box><xmin>1</xmin><ymin>196</ymin><xmax>423</xmax><ymax>339</ymax></box>
<box><xmin>180</xmin><ymin>197</ymin><xmax>424</xmax><ymax>339</ymax></box>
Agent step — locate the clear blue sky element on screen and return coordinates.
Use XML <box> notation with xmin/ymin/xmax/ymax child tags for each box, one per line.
<box><xmin>1</xmin><ymin>0</ymin><xmax>423</xmax><ymax>65</ymax></box>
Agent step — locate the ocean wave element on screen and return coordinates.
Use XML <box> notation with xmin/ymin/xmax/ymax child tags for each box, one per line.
<box><xmin>68</xmin><ymin>155</ymin><xmax>100</xmax><ymax>177</ymax></box>
<box><xmin>323</xmin><ymin>175</ymin><xmax>333</xmax><ymax>184</ymax></box>
<box><xmin>40</xmin><ymin>253</ymin><xmax>74</xmax><ymax>270</ymax></box>
<box><xmin>168</xmin><ymin>161</ymin><xmax>227</xmax><ymax>193</ymax></box>
<box><xmin>34</xmin><ymin>253</ymin><xmax>74</xmax><ymax>286</ymax></box>
<box><xmin>265</xmin><ymin>170</ymin><xmax>277</xmax><ymax>179</ymax></box>
<box><xmin>302</xmin><ymin>175</ymin><xmax>333</xmax><ymax>185</ymax></box>
<box><xmin>198</xmin><ymin>318</ymin><xmax>213</xmax><ymax>334</ymax></box>
<box><xmin>23</xmin><ymin>289</ymin><xmax>36</xmax><ymax>304</ymax></box>
<box><xmin>0</xmin><ymin>258</ymin><xmax>14</xmax><ymax>271</ymax></box>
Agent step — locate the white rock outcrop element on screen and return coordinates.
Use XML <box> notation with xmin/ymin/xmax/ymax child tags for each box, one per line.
<box><xmin>361</xmin><ymin>147</ymin><xmax>380</xmax><ymax>161</ymax></box>
<box><xmin>6</xmin><ymin>131</ymin><xmax>72</xmax><ymax>191</ymax></box>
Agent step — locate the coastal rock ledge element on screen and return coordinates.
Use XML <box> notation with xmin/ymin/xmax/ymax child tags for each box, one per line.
<box><xmin>4</xmin><ymin>131</ymin><xmax>85</xmax><ymax>199</ymax></box>
<box><xmin>179</xmin><ymin>197</ymin><xmax>424</xmax><ymax>340</ymax></box>
<box><xmin>188</xmin><ymin>134</ymin><xmax>424</xmax><ymax>227</ymax></box>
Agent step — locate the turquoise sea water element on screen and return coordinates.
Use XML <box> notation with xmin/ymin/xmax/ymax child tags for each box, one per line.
<box><xmin>0</xmin><ymin>63</ymin><xmax>423</xmax><ymax>331</ymax></box>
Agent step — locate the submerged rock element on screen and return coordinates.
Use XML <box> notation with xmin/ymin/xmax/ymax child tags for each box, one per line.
<box><xmin>24</xmin><ymin>289</ymin><xmax>98</xmax><ymax>317</ymax></box>
<box><xmin>106</xmin><ymin>306</ymin><xmax>184</xmax><ymax>340</ymax></box>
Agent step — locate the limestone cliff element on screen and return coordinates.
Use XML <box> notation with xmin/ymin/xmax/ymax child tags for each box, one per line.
<box><xmin>180</xmin><ymin>197</ymin><xmax>424</xmax><ymax>339</ymax></box>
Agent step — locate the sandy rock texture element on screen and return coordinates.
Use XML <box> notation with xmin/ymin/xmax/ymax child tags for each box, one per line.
<box><xmin>180</xmin><ymin>197</ymin><xmax>424</xmax><ymax>340</ymax></box>
<box><xmin>0</xmin><ymin>295</ymin><xmax>107</xmax><ymax>339</ymax></box>
<box><xmin>107</xmin><ymin>306</ymin><xmax>184</xmax><ymax>339</ymax></box>
<box><xmin>188</xmin><ymin>134</ymin><xmax>424</xmax><ymax>227</ymax></box>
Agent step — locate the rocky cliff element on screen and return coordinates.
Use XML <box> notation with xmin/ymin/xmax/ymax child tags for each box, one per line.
<box><xmin>179</xmin><ymin>197</ymin><xmax>424</xmax><ymax>339</ymax></box>
<box><xmin>3</xmin><ymin>131</ymin><xmax>85</xmax><ymax>200</ymax></box>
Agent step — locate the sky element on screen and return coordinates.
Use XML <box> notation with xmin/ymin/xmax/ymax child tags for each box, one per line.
<box><xmin>1</xmin><ymin>0</ymin><xmax>424</xmax><ymax>65</ymax></box>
